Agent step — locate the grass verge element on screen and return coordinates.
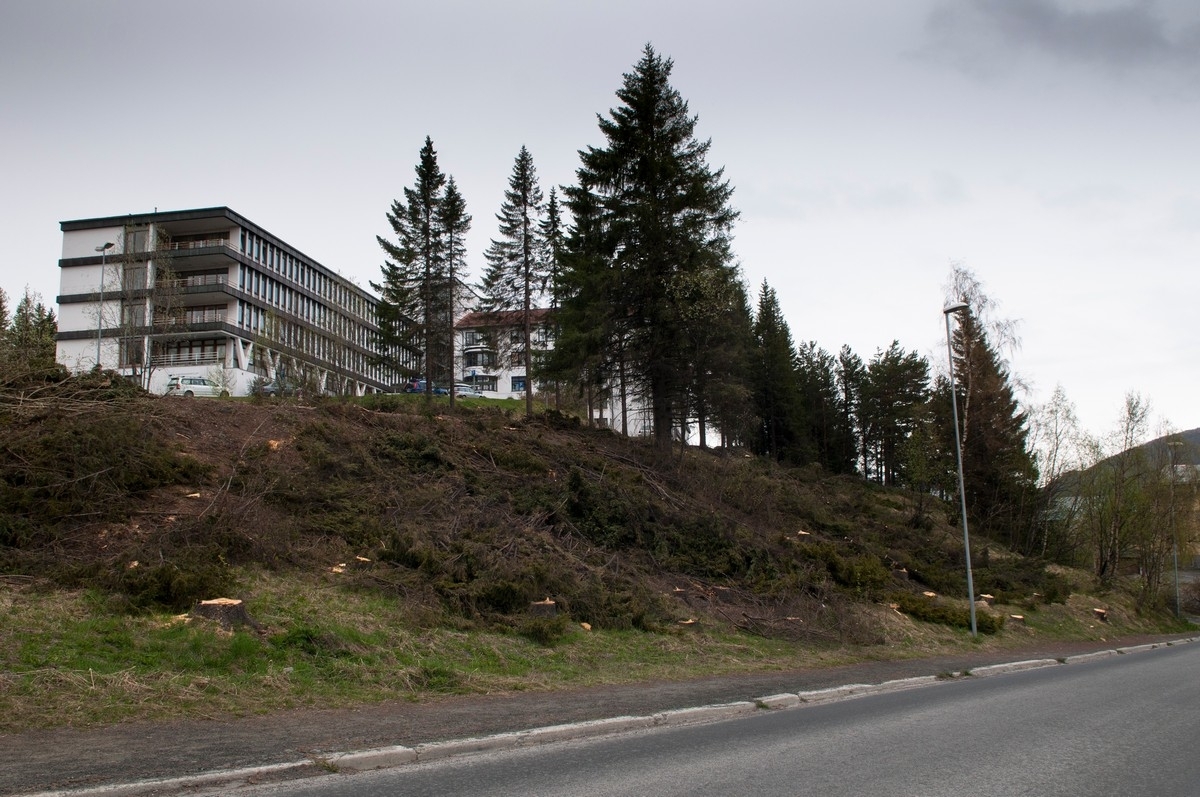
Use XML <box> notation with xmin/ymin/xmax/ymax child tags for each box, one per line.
<box><xmin>1</xmin><ymin>568</ymin><xmax>1183</xmax><ymax>733</ymax></box>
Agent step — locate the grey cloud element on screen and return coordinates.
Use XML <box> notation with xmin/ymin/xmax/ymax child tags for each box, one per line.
<box><xmin>924</xmin><ymin>0</ymin><xmax>1200</xmax><ymax>75</ymax></box>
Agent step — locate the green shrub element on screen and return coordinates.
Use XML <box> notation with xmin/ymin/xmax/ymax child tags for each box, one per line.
<box><xmin>269</xmin><ymin>625</ymin><xmax>359</xmax><ymax>657</ymax></box>
<box><xmin>104</xmin><ymin>548</ymin><xmax>232</xmax><ymax>612</ymax></box>
<box><xmin>517</xmin><ymin>613</ymin><xmax>570</xmax><ymax>646</ymax></box>
<box><xmin>803</xmin><ymin>542</ymin><xmax>891</xmax><ymax>594</ymax></box>
<box><xmin>891</xmin><ymin>592</ymin><xmax>1005</xmax><ymax>634</ymax></box>
<box><xmin>565</xmin><ymin>467</ymin><xmax>640</xmax><ymax>548</ymax></box>
<box><xmin>478</xmin><ymin>580</ymin><xmax>526</xmax><ymax>614</ymax></box>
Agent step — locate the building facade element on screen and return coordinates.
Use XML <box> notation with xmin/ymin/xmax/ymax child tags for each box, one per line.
<box><xmin>454</xmin><ymin>308</ymin><xmax>649</xmax><ymax>433</ymax></box>
<box><xmin>56</xmin><ymin>207</ymin><xmax>409</xmax><ymax>395</ymax></box>
<box><xmin>456</xmin><ymin>309</ymin><xmax>554</xmax><ymax>397</ymax></box>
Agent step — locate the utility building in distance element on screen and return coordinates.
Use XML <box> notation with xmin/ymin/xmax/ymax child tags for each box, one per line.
<box><xmin>55</xmin><ymin>207</ymin><xmax>409</xmax><ymax>396</ymax></box>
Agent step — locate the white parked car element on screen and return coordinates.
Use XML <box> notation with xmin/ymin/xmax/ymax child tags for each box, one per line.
<box><xmin>165</xmin><ymin>375</ymin><xmax>229</xmax><ymax>398</ymax></box>
<box><xmin>454</xmin><ymin>383</ymin><xmax>484</xmax><ymax>398</ymax></box>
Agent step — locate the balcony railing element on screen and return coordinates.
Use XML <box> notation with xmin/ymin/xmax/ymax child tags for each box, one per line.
<box><xmin>159</xmin><ymin>274</ymin><xmax>228</xmax><ymax>290</ymax></box>
<box><xmin>149</xmin><ymin>352</ymin><xmax>224</xmax><ymax>368</ymax></box>
<box><xmin>153</xmin><ymin>309</ymin><xmax>227</xmax><ymax>326</ymax></box>
<box><xmin>163</xmin><ymin>238</ymin><xmax>232</xmax><ymax>251</ymax></box>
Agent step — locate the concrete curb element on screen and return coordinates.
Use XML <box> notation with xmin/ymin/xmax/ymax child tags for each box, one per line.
<box><xmin>1063</xmin><ymin>649</ymin><xmax>1118</xmax><ymax>664</ymax></box>
<box><xmin>652</xmin><ymin>701</ymin><xmax>759</xmax><ymax>727</ymax></box>
<box><xmin>16</xmin><ymin>760</ymin><xmax>318</xmax><ymax>797</ymax></box>
<box><xmin>969</xmin><ymin>658</ymin><xmax>1060</xmax><ymax>677</ymax></box>
<box><xmin>21</xmin><ymin>637</ymin><xmax>1199</xmax><ymax>797</ymax></box>
<box><xmin>794</xmin><ymin>683</ymin><xmax>874</xmax><ymax>704</ymax></box>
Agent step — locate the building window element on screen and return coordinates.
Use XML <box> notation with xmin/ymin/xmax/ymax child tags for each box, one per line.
<box><xmin>123</xmin><ymin>227</ymin><xmax>149</xmax><ymax>253</ymax></box>
<box><xmin>121</xmin><ymin>262</ymin><xmax>147</xmax><ymax>291</ymax></box>
<box><xmin>121</xmin><ymin>304</ymin><xmax>146</xmax><ymax>327</ymax></box>
<box><xmin>511</xmin><ymin>376</ymin><xmax>525</xmax><ymax>392</ymax></box>
<box><xmin>464</xmin><ymin>351</ymin><xmax>494</xmax><ymax>369</ymax></box>
<box><xmin>119</xmin><ymin>338</ymin><xmax>144</xmax><ymax>368</ymax></box>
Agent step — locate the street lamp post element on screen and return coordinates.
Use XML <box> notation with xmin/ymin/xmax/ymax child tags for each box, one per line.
<box><xmin>1169</xmin><ymin>439</ymin><xmax>1183</xmax><ymax>619</ymax></box>
<box><xmin>95</xmin><ymin>242</ymin><xmax>115</xmax><ymax>369</ymax></box>
<box><xmin>944</xmin><ymin>301</ymin><xmax>977</xmax><ymax>637</ymax></box>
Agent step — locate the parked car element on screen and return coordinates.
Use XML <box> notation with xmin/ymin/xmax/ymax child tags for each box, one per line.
<box><xmin>165</xmin><ymin>375</ymin><xmax>229</xmax><ymax>398</ymax></box>
<box><xmin>260</xmin><ymin>380</ymin><xmax>299</xmax><ymax>397</ymax></box>
<box><xmin>454</xmin><ymin>383</ymin><xmax>484</xmax><ymax>398</ymax></box>
<box><xmin>403</xmin><ymin>379</ymin><xmax>449</xmax><ymax>395</ymax></box>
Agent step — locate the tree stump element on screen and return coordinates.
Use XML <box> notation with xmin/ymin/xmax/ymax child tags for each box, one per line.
<box><xmin>190</xmin><ymin>598</ymin><xmax>261</xmax><ymax>631</ymax></box>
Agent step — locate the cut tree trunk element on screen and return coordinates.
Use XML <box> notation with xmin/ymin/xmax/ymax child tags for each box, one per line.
<box><xmin>190</xmin><ymin>598</ymin><xmax>261</xmax><ymax>631</ymax></box>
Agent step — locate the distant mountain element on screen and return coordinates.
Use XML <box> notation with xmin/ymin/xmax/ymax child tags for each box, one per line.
<box><xmin>1047</xmin><ymin>428</ymin><xmax>1199</xmax><ymax>493</ymax></box>
<box><xmin>1141</xmin><ymin>428</ymin><xmax>1200</xmax><ymax>467</ymax></box>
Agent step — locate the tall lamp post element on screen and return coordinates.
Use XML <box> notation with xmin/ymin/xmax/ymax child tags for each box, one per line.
<box><xmin>95</xmin><ymin>242</ymin><xmax>115</xmax><ymax>369</ymax></box>
<box><xmin>1168</xmin><ymin>439</ymin><xmax>1183</xmax><ymax>619</ymax></box>
<box><xmin>944</xmin><ymin>301</ymin><xmax>977</xmax><ymax>637</ymax></box>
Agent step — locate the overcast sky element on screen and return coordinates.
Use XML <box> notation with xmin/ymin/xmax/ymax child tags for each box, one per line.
<box><xmin>2</xmin><ymin>0</ymin><xmax>1197</xmax><ymax>441</ymax></box>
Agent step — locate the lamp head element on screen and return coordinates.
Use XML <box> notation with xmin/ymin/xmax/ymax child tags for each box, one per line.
<box><xmin>96</xmin><ymin>242</ymin><xmax>115</xmax><ymax>253</ymax></box>
<box><xmin>943</xmin><ymin>301</ymin><xmax>969</xmax><ymax>315</ymax></box>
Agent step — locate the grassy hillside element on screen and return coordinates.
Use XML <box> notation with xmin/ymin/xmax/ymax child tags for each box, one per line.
<box><xmin>0</xmin><ymin>374</ymin><xmax>1185</xmax><ymax>729</ymax></box>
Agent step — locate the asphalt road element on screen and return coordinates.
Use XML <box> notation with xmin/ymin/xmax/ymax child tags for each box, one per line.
<box><xmin>233</xmin><ymin>642</ymin><xmax>1200</xmax><ymax>797</ymax></box>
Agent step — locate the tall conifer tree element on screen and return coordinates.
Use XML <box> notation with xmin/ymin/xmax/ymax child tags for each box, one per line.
<box><xmin>862</xmin><ymin>342</ymin><xmax>930</xmax><ymax>486</ymax></box>
<box><xmin>950</xmin><ymin>308</ymin><xmax>1039</xmax><ymax>547</ymax></box>
<box><xmin>944</xmin><ymin>266</ymin><xmax>1039</xmax><ymax>549</ymax></box>
<box><xmin>563</xmin><ymin>44</ymin><xmax>739</xmax><ymax>450</ymax></box>
<box><xmin>549</xmin><ymin>184</ymin><xmax>621</xmax><ymax>429</ymax></box>
<box><xmin>480</xmin><ymin>146</ymin><xmax>546</xmax><ymax>417</ymax></box>
<box><xmin>837</xmin><ymin>345</ymin><xmax>867</xmax><ymax>475</ymax></box>
<box><xmin>539</xmin><ymin>188</ymin><xmax>565</xmax><ymax>307</ymax></box>
<box><xmin>373</xmin><ymin>137</ymin><xmax>451</xmax><ymax>395</ymax></box>
<box><xmin>6</xmin><ymin>289</ymin><xmax>58</xmax><ymax>376</ymax></box>
<box><xmin>796</xmin><ymin>341</ymin><xmax>857</xmax><ymax>473</ymax></box>
<box><xmin>440</xmin><ymin>176</ymin><xmax>471</xmax><ymax>404</ymax></box>
<box><xmin>0</xmin><ymin>287</ymin><xmax>9</xmax><ymax>368</ymax></box>
<box><xmin>539</xmin><ymin>188</ymin><xmax>566</xmax><ymax>409</ymax></box>
<box><xmin>751</xmin><ymin>283</ymin><xmax>805</xmax><ymax>462</ymax></box>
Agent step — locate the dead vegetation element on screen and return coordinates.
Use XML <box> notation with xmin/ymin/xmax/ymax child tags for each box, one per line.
<box><xmin>0</xmin><ymin>376</ymin><xmax>1109</xmax><ymax>641</ymax></box>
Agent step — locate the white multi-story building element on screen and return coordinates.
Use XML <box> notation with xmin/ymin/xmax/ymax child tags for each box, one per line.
<box><xmin>455</xmin><ymin>308</ymin><xmax>650</xmax><ymax>434</ymax></box>
<box><xmin>56</xmin><ymin>207</ymin><xmax>410</xmax><ymax>395</ymax></box>
<box><xmin>456</xmin><ymin>308</ymin><xmax>554</xmax><ymax>397</ymax></box>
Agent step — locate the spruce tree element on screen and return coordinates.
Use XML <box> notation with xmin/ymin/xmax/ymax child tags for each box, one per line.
<box><xmin>837</xmin><ymin>345</ymin><xmax>867</xmax><ymax>475</ymax></box>
<box><xmin>706</xmin><ymin>282</ymin><xmax>757</xmax><ymax>449</ymax></box>
<box><xmin>539</xmin><ymin>188</ymin><xmax>565</xmax><ymax>308</ymax></box>
<box><xmin>539</xmin><ymin>188</ymin><xmax>567</xmax><ymax>410</ymax></box>
<box><xmin>373</xmin><ymin>137</ymin><xmax>450</xmax><ymax>395</ymax></box>
<box><xmin>675</xmin><ymin>261</ymin><xmax>753</xmax><ymax>448</ymax></box>
<box><xmin>943</xmin><ymin>266</ymin><xmax>1039</xmax><ymax>549</ymax></box>
<box><xmin>751</xmin><ymin>283</ymin><xmax>805</xmax><ymax>462</ymax></box>
<box><xmin>440</xmin><ymin>176</ymin><xmax>471</xmax><ymax>405</ymax></box>
<box><xmin>0</xmin><ymin>287</ymin><xmax>9</xmax><ymax>368</ymax></box>
<box><xmin>950</xmin><ymin>307</ymin><xmax>1039</xmax><ymax>548</ymax></box>
<box><xmin>862</xmin><ymin>342</ymin><xmax>931</xmax><ymax>486</ymax></box>
<box><xmin>564</xmin><ymin>44</ymin><xmax>739</xmax><ymax>450</ymax></box>
<box><xmin>796</xmin><ymin>341</ymin><xmax>856</xmax><ymax>474</ymax></box>
<box><xmin>480</xmin><ymin>146</ymin><xmax>546</xmax><ymax>417</ymax></box>
<box><xmin>5</xmin><ymin>289</ymin><xmax>58</xmax><ymax>377</ymax></box>
<box><xmin>550</xmin><ymin>184</ymin><xmax>621</xmax><ymax>430</ymax></box>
